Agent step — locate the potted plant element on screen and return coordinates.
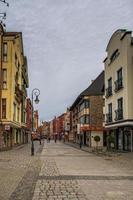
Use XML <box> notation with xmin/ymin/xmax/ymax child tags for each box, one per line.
<box><xmin>94</xmin><ymin>135</ymin><xmax>101</xmax><ymax>150</ymax></box>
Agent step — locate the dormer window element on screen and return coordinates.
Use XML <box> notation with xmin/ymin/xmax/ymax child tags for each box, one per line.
<box><xmin>110</xmin><ymin>49</ymin><xmax>119</xmax><ymax>63</ymax></box>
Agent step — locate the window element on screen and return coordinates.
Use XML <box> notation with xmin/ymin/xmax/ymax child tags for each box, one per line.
<box><xmin>15</xmin><ymin>53</ymin><xmax>17</xmax><ymax>67</ymax></box>
<box><xmin>106</xmin><ymin>103</ymin><xmax>112</xmax><ymax>123</ymax></box>
<box><xmin>110</xmin><ymin>49</ymin><xmax>119</xmax><ymax>63</ymax></box>
<box><xmin>80</xmin><ymin>115</ymin><xmax>90</xmax><ymax>124</ymax></box>
<box><xmin>2</xmin><ymin>99</ymin><xmax>6</xmax><ymax>119</ymax></box>
<box><xmin>108</xmin><ymin>78</ymin><xmax>112</xmax><ymax>87</ymax></box>
<box><xmin>85</xmin><ymin>100</ymin><xmax>90</xmax><ymax>108</ymax></box>
<box><xmin>3</xmin><ymin>43</ymin><xmax>8</xmax><ymax>62</ymax></box>
<box><xmin>79</xmin><ymin>100</ymin><xmax>90</xmax><ymax>111</ymax></box>
<box><xmin>17</xmin><ymin>107</ymin><xmax>20</xmax><ymax>122</ymax></box>
<box><xmin>15</xmin><ymin>72</ymin><xmax>19</xmax><ymax>83</ymax></box>
<box><xmin>117</xmin><ymin>68</ymin><xmax>122</xmax><ymax>82</ymax></box>
<box><xmin>108</xmin><ymin>103</ymin><xmax>112</xmax><ymax>114</ymax></box>
<box><xmin>118</xmin><ymin>98</ymin><xmax>123</xmax><ymax>110</ymax></box>
<box><xmin>24</xmin><ymin>111</ymin><xmax>26</xmax><ymax>123</ymax></box>
<box><xmin>115</xmin><ymin>68</ymin><xmax>123</xmax><ymax>92</ymax></box>
<box><xmin>13</xmin><ymin>103</ymin><xmax>16</xmax><ymax>121</ymax></box>
<box><xmin>18</xmin><ymin>61</ymin><xmax>20</xmax><ymax>70</ymax></box>
<box><xmin>115</xmin><ymin>98</ymin><xmax>123</xmax><ymax>120</ymax></box>
<box><xmin>2</xmin><ymin>69</ymin><xmax>7</xmax><ymax>89</ymax></box>
<box><xmin>106</xmin><ymin>77</ymin><xmax>112</xmax><ymax>97</ymax></box>
<box><xmin>103</xmin><ymin>98</ymin><xmax>105</xmax><ymax>106</ymax></box>
<box><xmin>103</xmin><ymin>114</ymin><xmax>105</xmax><ymax>122</ymax></box>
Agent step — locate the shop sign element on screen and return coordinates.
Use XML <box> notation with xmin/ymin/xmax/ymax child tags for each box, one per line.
<box><xmin>5</xmin><ymin>125</ymin><xmax>10</xmax><ymax>131</ymax></box>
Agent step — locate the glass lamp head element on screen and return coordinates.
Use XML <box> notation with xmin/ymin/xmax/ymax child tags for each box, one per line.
<box><xmin>34</xmin><ymin>95</ymin><xmax>39</xmax><ymax>104</ymax></box>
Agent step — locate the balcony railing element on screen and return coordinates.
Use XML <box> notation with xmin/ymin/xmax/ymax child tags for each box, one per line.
<box><xmin>106</xmin><ymin>113</ymin><xmax>112</xmax><ymax>123</ymax></box>
<box><xmin>106</xmin><ymin>87</ymin><xmax>112</xmax><ymax>98</ymax></box>
<box><xmin>115</xmin><ymin>109</ymin><xmax>123</xmax><ymax>121</ymax></box>
<box><xmin>114</xmin><ymin>78</ymin><xmax>123</xmax><ymax>92</ymax></box>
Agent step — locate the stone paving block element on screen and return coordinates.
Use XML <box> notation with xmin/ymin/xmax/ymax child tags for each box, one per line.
<box><xmin>1</xmin><ymin>141</ymin><xmax>133</xmax><ymax>200</ymax></box>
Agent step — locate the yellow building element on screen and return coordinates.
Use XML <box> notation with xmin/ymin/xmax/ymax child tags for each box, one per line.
<box><xmin>0</xmin><ymin>26</ymin><xmax>29</xmax><ymax>150</ymax></box>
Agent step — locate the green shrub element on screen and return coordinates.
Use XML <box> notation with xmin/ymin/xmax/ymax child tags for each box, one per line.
<box><xmin>94</xmin><ymin>135</ymin><xmax>101</xmax><ymax>150</ymax></box>
<box><xmin>94</xmin><ymin>135</ymin><xmax>100</xmax><ymax>142</ymax></box>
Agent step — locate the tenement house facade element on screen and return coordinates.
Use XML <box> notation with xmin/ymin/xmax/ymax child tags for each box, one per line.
<box><xmin>70</xmin><ymin>71</ymin><xmax>104</xmax><ymax>147</ymax></box>
<box><xmin>0</xmin><ymin>30</ymin><xmax>29</xmax><ymax>150</ymax></box>
<box><xmin>104</xmin><ymin>29</ymin><xmax>133</xmax><ymax>151</ymax></box>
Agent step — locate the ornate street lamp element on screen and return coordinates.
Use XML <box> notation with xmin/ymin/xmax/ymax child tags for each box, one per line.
<box><xmin>0</xmin><ymin>0</ymin><xmax>9</xmax><ymax>28</ymax></box>
<box><xmin>31</xmin><ymin>88</ymin><xmax>40</xmax><ymax>156</ymax></box>
<box><xmin>0</xmin><ymin>0</ymin><xmax>9</xmax><ymax>6</ymax></box>
<box><xmin>0</xmin><ymin>13</ymin><xmax>6</xmax><ymax>28</ymax></box>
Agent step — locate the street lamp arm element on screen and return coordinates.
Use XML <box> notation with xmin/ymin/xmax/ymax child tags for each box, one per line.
<box><xmin>32</xmin><ymin>88</ymin><xmax>40</xmax><ymax>98</ymax></box>
<box><xmin>0</xmin><ymin>0</ymin><xmax>9</xmax><ymax>6</ymax></box>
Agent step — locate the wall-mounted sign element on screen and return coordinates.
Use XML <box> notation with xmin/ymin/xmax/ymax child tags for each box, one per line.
<box><xmin>5</xmin><ymin>125</ymin><xmax>10</xmax><ymax>131</ymax></box>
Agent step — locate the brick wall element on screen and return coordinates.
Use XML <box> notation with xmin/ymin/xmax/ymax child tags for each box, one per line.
<box><xmin>90</xmin><ymin>95</ymin><xmax>103</xmax><ymax>127</ymax></box>
<box><xmin>26</xmin><ymin>98</ymin><xmax>32</xmax><ymax>131</ymax></box>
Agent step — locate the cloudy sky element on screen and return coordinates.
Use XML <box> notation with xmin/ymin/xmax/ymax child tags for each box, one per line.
<box><xmin>1</xmin><ymin>0</ymin><xmax>133</xmax><ymax>121</ymax></box>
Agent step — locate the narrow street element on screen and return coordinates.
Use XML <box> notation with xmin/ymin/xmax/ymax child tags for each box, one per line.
<box><xmin>0</xmin><ymin>141</ymin><xmax>133</xmax><ymax>200</ymax></box>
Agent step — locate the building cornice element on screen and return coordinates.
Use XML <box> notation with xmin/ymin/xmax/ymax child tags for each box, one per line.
<box><xmin>105</xmin><ymin>119</ymin><xmax>133</xmax><ymax>129</ymax></box>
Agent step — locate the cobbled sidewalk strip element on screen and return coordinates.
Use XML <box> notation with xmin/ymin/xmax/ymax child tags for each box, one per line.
<box><xmin>9</xmin><ymin>158</ymin><xmax>42</xmax><ymax>200</ymax></box>
<box><xmin>32</xmin><ymin>180</ymin><xmax>87</xmax><ymax>200</ymax></box>
<box><xmin>9</xmin><ymin>144</ymin><xmax>44</xmax><ymax>200</ymax></box>
<box><xmin>38</xmin><ymin>175</ymin><xmax>133</xmax><ymax>180</ymax></box>
<box><xmin>39</xmin><ymin>158</ymin><xmax>60</xmax><ymax>176</ymax></box>
<box><xmin>33</xmin><ymin>157</ymin><xmax>88</xmax><ymax>200</ymax></box>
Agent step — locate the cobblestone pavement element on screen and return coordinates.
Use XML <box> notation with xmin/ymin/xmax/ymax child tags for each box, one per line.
<box><xmin>0</xmin><ymin>141</ymin><xmax>43</xmax><ymax>200</ymax></box>
<box><xmin>32</xmin><ymin>141</ymin><xmax>133</xmax><ymax>200</ymax></box>
<box><xmin>39</xmin><ymin>158</ymin><xmax>60</xmax><ymax>176</ymax></box>
<box><xmin>1</xmin><ymin>140</ymin><xmax>133</xmax><ymax>200</ymax></box>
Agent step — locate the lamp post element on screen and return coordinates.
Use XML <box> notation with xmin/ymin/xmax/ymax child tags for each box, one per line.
<box><xmin>31</xmin><ymin>88</ymin><xmax>40</xmax><ymax>156</ymax></box>
<box><xmin>80</xmin><ymin>124</ymin><xmax>83</xmax><ymax>148</ymax></box>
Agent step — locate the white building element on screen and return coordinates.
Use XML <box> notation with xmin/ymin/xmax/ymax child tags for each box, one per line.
<box><xmin>104</xmin><ymin>29</ymin><xmax>133</xmax><ymax>151</ymax></box>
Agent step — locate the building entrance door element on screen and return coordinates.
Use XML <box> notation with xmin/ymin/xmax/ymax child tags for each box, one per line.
<box><xmin>124</xmin><ymin>132</ymin><xmax>131</xmax><ymax>151</ymax></box>
<box><xmin>84</xmin><ymin>132</ymin><xmax>86</xmax><ymax>145</ymax></box>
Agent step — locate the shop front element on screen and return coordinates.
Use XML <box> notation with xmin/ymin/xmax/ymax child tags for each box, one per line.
<box><xmin>106</xmin><ymin>126</ymin><xmax>133</xmax><ymax>152</ymax></box>
<box><xmin>116</xmin><ymin>127</ymin><xmax>133</xmax><ymax>151</ymax></box>
<box><xmin>1</xmin><ymin>124</ymin><xmax>13</xmax><ymax>150</ymax></box>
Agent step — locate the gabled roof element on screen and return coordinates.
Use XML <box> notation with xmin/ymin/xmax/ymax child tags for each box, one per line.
<box><xmin>106</xmin><ymin>29</ymin><xmax>132</xmax><ymax>51</ymax></box>
<box><xmin>81</xmin><ymin>71</ymin><xmax>104</xmax><ymax>96</ymax></box>
<box><xmin>70</xmin><ymin>71</ymin><xmax>104</xmax><ymax>110</ymax></box>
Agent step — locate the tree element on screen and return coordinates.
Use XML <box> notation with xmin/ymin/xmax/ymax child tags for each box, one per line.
<box><xmin>94</xmin><ymin>135</ymin><xmax>100</xmax><ymax>150</ymax></box>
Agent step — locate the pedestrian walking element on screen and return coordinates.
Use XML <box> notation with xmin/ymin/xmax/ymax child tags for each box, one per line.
<box><xmin>80</xmin><ymin>135</ymin><xmax>83</xmax><ymax>148</ymax></box>
<box><xmin>48</xmin><ymin>136</ymin><xmax>51</xmax><ymax>143</ymax></box>
<box><xmin>39</xmin><ymin>133</ymin><xmax>41</xmax><ymax>145</ymax></box>
<box><xmin>54</xmin><ymin>134</ymin><xmax>57</xmax><ymax>143</ymax></box>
